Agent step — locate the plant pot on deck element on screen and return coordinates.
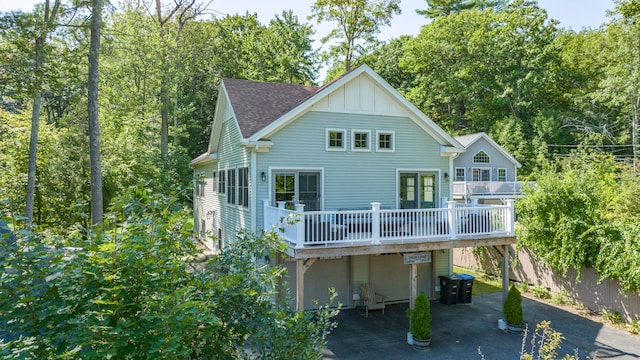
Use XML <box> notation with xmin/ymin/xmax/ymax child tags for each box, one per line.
<box><xmin>506</xmin><ymin>322</ymin><xmax>525</xmax><ymax>334</ymax></box>
<box><xmin>503</xmin><ymin>285</ymin><xmax>524</xmax><ymax>335</ymax></box>
<box><xmin>412</xmin><ymin>336</ymin><xmax>432</xmax><ymax>350</ymax></box>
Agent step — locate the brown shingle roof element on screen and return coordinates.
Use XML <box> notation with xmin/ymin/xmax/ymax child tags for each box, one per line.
<box><xmin>223</xmin><ymin>78</ymin><xmax>321</xmax><ymax>138</ymax></box>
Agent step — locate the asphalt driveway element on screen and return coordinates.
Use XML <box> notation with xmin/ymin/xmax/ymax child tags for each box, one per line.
<box><xmin>323</xmin><ymin>292</ymin><xmax>640</xmax><ymax>359</ymax></box>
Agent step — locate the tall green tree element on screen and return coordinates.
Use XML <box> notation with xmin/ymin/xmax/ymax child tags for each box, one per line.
<box><xmin>416</xmin><ymin>0</ymin><xmax>507</xmax><ymax>19</ymax></box>
<box><xmin>402</xmin><ymin>0</ymin><xmax>561</xmax><ymax>172</ymax></box>
<box><xmin>309</xmin><ymin>0</ymin><xmax>400</xmax><ymax>74</ymax></box>
<box><xmin>25</xmin><ymin>0</ymin><xmax>63</xmax><ymax>228</ymax></box>
<box><xmin>88</xmin><ymin>0</ymin><xmax>103</xmax><ymax>225</ymax></box>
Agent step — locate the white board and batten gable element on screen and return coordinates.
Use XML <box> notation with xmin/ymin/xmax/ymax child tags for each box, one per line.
<box><xmin>249</xmin><ymin>65</ymin><xmax>465</xmax><ymax>155</ymax></box>
<box><xmin>311</xmin><ymin>73</ymin><xmax>404</xmax><ymax>116</ymax></box>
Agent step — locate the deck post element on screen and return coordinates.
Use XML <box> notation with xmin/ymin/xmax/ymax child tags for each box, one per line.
<box><xmin>371</xmin><ymin>202</ymin><xmax>381</xmax><ymax>244</ymax></box>
<box><xmin>505</xmin><ymin>199</ymin><xmax>515</xmax><ymax>235</ymax></box>
<box><xmin>447</xmin><ymin>201</ymin><xmax>457</xmax><ymax>239</ymax></box>
<box><xmin>410</xmin><ymin>263</ymin><xmax>418</xmax><ymax>308</ymax></box>
<box><xmin>295</xmin><ymin>203</ymin><xmax>305</xmax><ymax>249</ymax></box>
<box><xmin>502</xmin><ymin>244</ymin><xmax>510</xmax><ymax>304</ymax></box>
<box><xmin>296</xmin><ymin>258</ymin><xmax>304</xmax><ymax>311</ymax></box>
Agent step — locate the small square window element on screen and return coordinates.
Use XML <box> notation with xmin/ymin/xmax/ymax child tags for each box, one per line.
<box><xmin>326</xmin><ymin>128</ymin><xmax>346</xmax><ymax>151</ymax></box>
<box><xmin>352</xmin><ymin>129</ymin><xmax>371</xmax><ymax>151</ymax></box>
<box><xmin>455</xmin><ymin>168</ymin><xmax>465</xmax><ymax>181</ymax></box>
<box><xmin>376</xmin><ymin>131</ymin><xmax>395</xmax><ymax>152</ymax></box>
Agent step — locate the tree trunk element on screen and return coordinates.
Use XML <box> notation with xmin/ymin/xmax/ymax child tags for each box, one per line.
<box><xmin>160</xmin><ymin>80</ymin><xmax>169</xmax><ymax>159</ymax></box>
<box><xmin>25</xmin><ymin>0</ymin><xmax>61</xmax><ymax>228</ymax></box>
<box><xmin>88</xmin><ymin>0</ymin><xmax>103</xmax><ymax>225</ymax></box>
<box><xmin>25</xmin><ymin>90</ymin><xmax>42</xmax><ymax>228</ymax></box>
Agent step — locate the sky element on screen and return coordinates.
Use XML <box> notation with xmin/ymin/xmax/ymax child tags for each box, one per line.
<box><xmin>0</xmin><ymin>0</ymin><xmax>615</xmax><ymax>35</ymax></box>
<box><xmin>0</xmin><ymin>0</ymin><xmax>615</xmax><ymax>79</ymax></box>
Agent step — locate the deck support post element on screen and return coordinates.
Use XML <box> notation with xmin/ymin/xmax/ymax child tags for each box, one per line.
<box><xmin>447</xmin><ymin>201</ymin><xmax>457</xmax><ymax>239</ymax></box>
<box><xmin>505</xmin><ymin>199</ymin><xmax>515</xmax><ymax>235</ymax></box>
<box><xmin>296</xmin><ymin>258</ymin><xmax>304</xmax><ymax>311</ymax></box>
<box><xmin>295</xmin><ymin>203</ymin><xmax>305</xmax><ymax>249</ymax></box>
<box><xmin>410</xmin><ymin>262</ymin><xmax>418</xmax><ymax>308</ymax></box>
<box><xmin>502</xmin><ymin>244</ymin><xmax>510</xmax><ymax>304</ymax></box>
<box><xmin>371</xmin><ymin>202</ymin><xmax>381</xmax><ymax>244</ymax></box>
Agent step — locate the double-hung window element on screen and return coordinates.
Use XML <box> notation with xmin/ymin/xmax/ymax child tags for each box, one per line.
<box><xmin>227</xmin><ymin>169</ymin><xmax>236</xmax><ymax>204</ymax></box>
<box><xmin>497</xmin><ymin>168</ymin><xmax>507</xmax><ymax>182</ymax></box>
<box><xmin>238</xmin><ymin>167</ymin><xmax>249</xmax><ymax>207</ymax></box>
<box><xmin>218</xmin><ymin>170</ymin><xmax>226</xmax><ymax>194</ymax></box>
<box><xmin>455</xmin><ymin>168</ymin><xmax>465</xmax><ymax>181</ymax></box>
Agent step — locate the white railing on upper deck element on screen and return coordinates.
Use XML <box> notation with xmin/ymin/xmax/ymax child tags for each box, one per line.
<box><xmin>263</xmin><ymin>199</ymin><xmax>515</xmax><ymax>249</ymax></box>
<box><xmin>452</xmin><ymin>181</ymin><xmax>527</xmax><ymax>198</ymax></box>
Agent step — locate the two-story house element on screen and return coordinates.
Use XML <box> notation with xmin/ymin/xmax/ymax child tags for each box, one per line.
<box><xmin>453</xmin><ymin>132</ymin><xmax>524</xmax><ymax>204</ymax></box>
<box><xmin>190</xmin><ymin>65</ymin><xmax>516</xmax><ymax>311</ymax></box>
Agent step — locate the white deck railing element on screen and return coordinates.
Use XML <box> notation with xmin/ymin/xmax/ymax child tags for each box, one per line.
<box><xmin>452</xmin><ymin>181</ymin><xmax>528</xmax><ymax>198</ymax></box>
<box><xmin>263</xmin><ymin>200</ymin><xmax>515</xmax><ymax>249</ymax></box>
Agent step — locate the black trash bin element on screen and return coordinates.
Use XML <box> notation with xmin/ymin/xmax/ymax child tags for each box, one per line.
<box><xmin>456</xmin><ymin>273</ymin><xmax>475</xmax><ymax>303</ymax></box>
<box><xmin>439</xmin><ymin>275</ymin><xmax>460</xmax><ymax>305</ymax></box>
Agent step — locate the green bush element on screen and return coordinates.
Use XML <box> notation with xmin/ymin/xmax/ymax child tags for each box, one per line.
<box><xmin>408</xmin><ymin>291</ymin><xmax>432</xmax><ymax>339</ymax></box>
<box><xmin>504</xmin><ymin>285</ymin><xmax>523</xmax><ymax>325</ymax></box>
<box><xmin>0</xmin><ymin>189</ymin><xmax>337</xmax><ymax>359</ymax></box>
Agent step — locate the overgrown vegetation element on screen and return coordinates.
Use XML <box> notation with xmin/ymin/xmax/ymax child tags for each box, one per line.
<box><xmin>0</xmin><ymin>190</ymin><xmax>337</xmax><ymax>359</ymax></box>
<box><xmin>517</xmin><ymin>155</ymin><xmax>640</xmax><ymax>292</ymax></box>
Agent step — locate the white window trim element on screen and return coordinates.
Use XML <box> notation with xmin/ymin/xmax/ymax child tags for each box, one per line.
<box><xmin>326</xmin><ymin>128</ymin><xmax>347</xmax><ymax>151</ymax></box>
<box><xmin>351</xmin><ymin>129</ymin><xmax>371</xmax><ymax>152</ymax></box>
<box><xmin>455</xmin><ymin>167</ymin><xmax>465</xmax><ymax>181</ymax></box>
<box><xmin>376</xmin><ymin>130</ymin><xmax>395</xmax><ymax>152</ymax></box>
<box><xmin>473</xmin><ymin>150</ymin><xmax>491</xmax><ymax>164</ymax></box>
<box><xmin>497</xmin><ymin>168</ymin><xmax>507</xmax><ymax>182</ymax></box>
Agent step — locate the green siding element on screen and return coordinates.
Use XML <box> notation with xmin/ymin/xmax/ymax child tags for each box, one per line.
<box><xmin>212</xmin><ymin>118</ymin><xmax>252</xmax><ymax>244</ymax></box>
<box><xmin>256</xmin><ymin>111</ymin><xmax>450</xmax><ymax>229</ymax></box>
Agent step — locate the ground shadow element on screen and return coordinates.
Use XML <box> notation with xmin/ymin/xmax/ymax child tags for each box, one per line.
<box><xmin>324</xmin><ymin>293</ymin><xmax>640</xmax><ymax>360</ymax></box>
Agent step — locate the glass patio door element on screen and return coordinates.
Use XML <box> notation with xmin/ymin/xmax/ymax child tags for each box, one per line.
<box><xmin>400</xmin><ymin>173</ymin><xmax>436</xmax><ymax>209</ymax></box>
<box><xmin>472</xmin><ymin>168</ymin><xmax>491</xmax><ymax>181</ymax></box>
<box><xmin>274</xmin><ymin>171</ymin><xmax>320</xmax><ymax>211</ymax></box>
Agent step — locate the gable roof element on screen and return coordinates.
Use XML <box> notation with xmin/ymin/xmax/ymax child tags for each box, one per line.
<box><xmin>454</xmin><ymin>132</ymin><xmax>522</xmax><ymax>167</ymax></box>
<box><xmin>194</xmin><ymin>65</ymin><xmax>465</xmax><ymax>167</ymax></box>
<box><xmin>223</xmin><ymin>79</ymin><xmax>320</xmax><ymax>138</ymax></box>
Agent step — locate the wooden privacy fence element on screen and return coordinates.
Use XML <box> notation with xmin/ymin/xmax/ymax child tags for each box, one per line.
<box><xmin>454</xmin><ymin>246</ymin><xmax>640</xmax><ymax>323</ymax></box>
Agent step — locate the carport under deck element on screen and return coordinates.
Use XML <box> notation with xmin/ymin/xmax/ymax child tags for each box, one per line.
<box><xmin>265</xmin><ymin>200</ymin><xmax>517</xmax><ymax>310</ymax></box>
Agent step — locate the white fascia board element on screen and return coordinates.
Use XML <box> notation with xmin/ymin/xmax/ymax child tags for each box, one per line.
<box><xmin>240</xmin><ymin>140</ymin><xmax>273</xmax><ymax>152</ymax></box>
<box><xmin>189</xmin><ymin>152</ymin><xmax>218</xmax><ymax>168</ymax></box>
<box><xmin>440</xmin><ymin>145</ymin><xmax>466</xmax><ymax>157</ymax></box>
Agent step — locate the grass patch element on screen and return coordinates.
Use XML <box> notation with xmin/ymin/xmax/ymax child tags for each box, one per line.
<box><xmin>453</xmin><ymin>266</ymin><xmax>502</xmax><ymax>295</ymax></box>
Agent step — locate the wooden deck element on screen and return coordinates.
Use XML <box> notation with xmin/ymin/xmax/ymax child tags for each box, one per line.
<box><xmin>264</xmin><ymin>200</ymin><xmax>517</xmax><ymax>259</ymax></box>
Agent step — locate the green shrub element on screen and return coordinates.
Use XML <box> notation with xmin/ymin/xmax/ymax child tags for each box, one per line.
<box><xmin>600</xmin><ymin>308</ymin><xmax>622</xmax><ymax>325</ymax></box>
<box><xmin>409</xmin><ymin>291</ymin><xmax>432</xmax><ymax>339</ymax></box>
<box><xmin>0</xmin><ymin>189</ymin><xmax>338</xmax><ymax>359</ymax></box>
<box><xmin>530</xmin><ymin>285</ymin><xmax>551</xmax><ymax>299</ymax></box>
<box><xmin>504</xmin><ymin>285</ymin><xmax>524</xmax><ymax>325</ymax></box>
<box><xmin>626</xmin><ymin>319</ymin><xmax>640</xmax><ymax>334</ymax></box>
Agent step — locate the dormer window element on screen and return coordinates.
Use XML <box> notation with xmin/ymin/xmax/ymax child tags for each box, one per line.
<box><xmin>473</xmin><ymin>151</ymin><xmax>490</xmax><ymax>164</ymax></box>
